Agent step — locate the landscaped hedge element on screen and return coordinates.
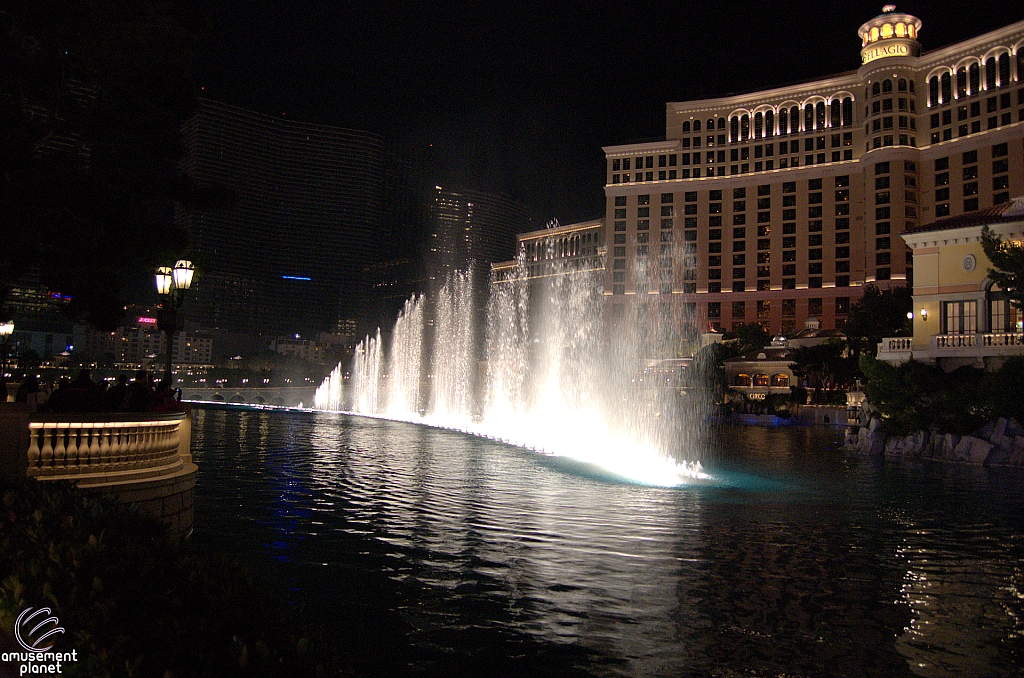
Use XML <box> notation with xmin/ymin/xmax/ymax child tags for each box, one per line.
<box><xmin>0</xmin><ymin>478</ymin><xmax>349</xmax><ymax>677</ymax></box>
<box><xmin>860</xmin><ymin>355</ymin><xmax>1024</xmax><ymax>436</ymax></box>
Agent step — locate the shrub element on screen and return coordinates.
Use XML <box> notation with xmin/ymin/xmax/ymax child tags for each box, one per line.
<box><xmin>0</xmin><ymin>478</ymin><xmax>346</xmax><ymax>677</ymax></box>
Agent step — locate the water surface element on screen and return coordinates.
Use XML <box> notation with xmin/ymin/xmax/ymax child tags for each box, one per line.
<box><xmin>189</xmin><ymin>407</ymin><xmax>1024</xmax><ymax>677</ymax></box>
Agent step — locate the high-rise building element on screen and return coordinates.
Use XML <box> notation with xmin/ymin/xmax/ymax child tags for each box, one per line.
<box><xmin>426</xmin><ymin>187</ymin><xmax>534</xmax><ymax>295</ymax></box>
<box><xmin>178</xmin><ymin>99</ymin><xmax>397</xmax><ymax>336</ymax></box>
<box><xmin>602</xmin><ymin>9</ymin><xmax>1024</xmax><ymax>336</ymax></box>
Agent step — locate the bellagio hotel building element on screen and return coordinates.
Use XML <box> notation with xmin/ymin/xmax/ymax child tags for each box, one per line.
<box><xmin>602</xmin><ymin>7</ymin><xmax>1024</xmax><ymax>335</ymax></box>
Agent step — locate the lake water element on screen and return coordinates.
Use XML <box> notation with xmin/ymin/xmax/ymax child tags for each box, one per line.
<box><xmin>189</xmin><ymin>406</ymin><xmax>1024</xmax><ymax>677</ymax></box>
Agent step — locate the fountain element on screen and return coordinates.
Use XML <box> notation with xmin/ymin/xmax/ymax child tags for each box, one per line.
<box><xmin>314</xmin><ymin>252</ymin><xmax>712</xmax><ymax>486</ymax></box>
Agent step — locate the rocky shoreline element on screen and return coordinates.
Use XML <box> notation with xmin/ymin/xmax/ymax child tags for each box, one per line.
<box><xmin>846</xmin><ymin>416</ymin><xmax>1024</xmax><ymax>467</ymax></box>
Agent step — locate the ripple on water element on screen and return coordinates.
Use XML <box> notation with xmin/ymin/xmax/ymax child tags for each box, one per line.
<box><xmin>189</xmin><ymin>407</ymin><xmax>1024</xmax><ymax>678</ymax></box>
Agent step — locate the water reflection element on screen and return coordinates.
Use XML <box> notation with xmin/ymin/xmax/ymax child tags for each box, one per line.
<box><xmin>190</xmin><ymin>408</ymin><xmax>1024</xmax><ymax>677</ymax></box>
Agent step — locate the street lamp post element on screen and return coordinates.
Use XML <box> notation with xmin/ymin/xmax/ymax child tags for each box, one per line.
<box><xmin>155</xmin><ymin>260</ymin><xmax>195</xmax><ymax>385</ymax></box>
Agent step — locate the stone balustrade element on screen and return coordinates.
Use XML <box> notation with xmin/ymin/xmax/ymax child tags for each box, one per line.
<box><xmin>0</xmin><ymin>407</ymin><xmax>198</xmax><ymax>539</ymax></box>
<box><xmin>879</xmin><ymin>337</ymin><xmax>913</xmax><ymax>353</ymax></box>
<box><xmin>27</xmin><ymin>413</ymin><xmax>187</xmax><ymax>483</ymax></box>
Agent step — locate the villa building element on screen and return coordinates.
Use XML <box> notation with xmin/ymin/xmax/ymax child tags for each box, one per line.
<box><xmin>602</xmin><ymin>8</ymin><xmax>1024</xmax><ymax>338</ymax></box>
<box><xmin>878</xmin><ymin>195</ymin><xmax>1024</xmax><ymax>370</ymax></box>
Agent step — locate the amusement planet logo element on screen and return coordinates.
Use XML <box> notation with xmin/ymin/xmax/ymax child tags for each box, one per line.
<box><xmin>2</xmin><ymin>607</ymin><xmax>77</xmax><ymax>675</ymax></box>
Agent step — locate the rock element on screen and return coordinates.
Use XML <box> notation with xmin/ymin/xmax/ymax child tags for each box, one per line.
<box><xmin>975</xmin><ymin>421</ymin><xmax>996</xmax><ymax>439</ymax></box>
<box><xmin>985</xmin><ymin>447</ymin><xmax>1011</xmax><ymax>466</ymax></box>
<box><xmin>939</xmin><ymin>433</ymin><xmax>960</xmax><ymax>461</ymax></box>
<box><xmin>992</xmin><ymin>418</ymin><xmax>1008</xmax><ymax>440</ymax></box>
<box><xmin>953</xmin><ymin>436</ymin><xmax>993</xmax><ymax>464</ymax></box>
<box><xmin>1006</xmin><ymin>419</ymin><xmax>1024</xmax><ymax>437</ymax></box>
<box><xmin>989</xmin><ymin>431</ymin><xmax>1013</xmax><ymax>453</ymax></box>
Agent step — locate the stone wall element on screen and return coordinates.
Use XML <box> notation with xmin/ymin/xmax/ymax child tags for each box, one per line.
<box><xmin>847</xmin><ymin>416</ymin><xmax>1024</xmax><ymax>467</ymax></box>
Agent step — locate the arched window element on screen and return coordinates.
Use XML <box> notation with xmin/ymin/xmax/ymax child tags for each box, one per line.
<box><xmin>986</xmin><ymin>56</ymin><xmax>997</xmax><ymax>89</ymax></box>
<box><xmin>730</xmin><ymin>116</ymin><xmax>739</xmax><ymax>142</ymax></box>
<box><xmin>998</xmin><ymin>53</ymin><xmax>1010</xmax><ymax>87</ymax></box>
<box><xmin>872</xmin><ymin>82</ymin><xmax>881</xmax><ymax>96</ymax></box>
<box><xmin>717</xmin><ymin>118</ymin><xmax>726</xmax><ymax>130</ymax></box>
<box><xmin>789</xmin><ymin>106</ymin><xmax>799</xmax><ymax>133</ymax></box>
<box><xmin>804</xmin><ymin>104</ymin><xmax>814</xmax><ymax>131</ymax></box>
<box><xmin>881</xmin><ymin>23</ymin><xmax>893</xmax><ymax>39</ymax></box>
<box><xmin>735</xmin><ymin>373</ymin><xmax>751</xmax><ymax>387</ymax></box>
<box><xmin>929</xmin><ymin>76</ymin><xmax>939</xmax><ymax>106</ymax></box>
<box><xmin>842</xmin><ymin>97</ymin><xmax>853</xmax><ymax>126</ymax></box>
<box><xmin>895</xmin><ymin>22</ymin><xmax>906</xmax><ymax>38</ymax></box>
<box><xmin>940</xmin><ymin>72</ymin><xmax>951</xmax><ymax>103</ymax></box>
<box><xmin>682</xmin><ymin>121</ymin><xmax>690</xmax><ymax>133</ymax></box>
<box><xmin>753</xmin><ymin>374</ymin><xmax>770</xmax><ymax>387</ymax></box>
<box><xmin>882</xmin><ymin>79</ymin><xmax>892</xmax><ymax>93</ymax></box>
<box><xmin>909</xmin><ymin>79</ymin><xmax>915</xmax><ymax>93</ymax></box>
<box><xmin>957</xmin><ymin>68</ymin><xmax>968</xmax><ymax>98</ymax></box>
<box><xmin>898</xmin><ymin>78</ymin><xmax>907</xmax><ymax>92</ymax></box>
<box><xmin>771</xmin><ymin>374</ymin><xmax>789</xmax><ymax>387</ymax></box>
<box><xmin>970</xmin><ymin>63</ymin><xmax>980</xmax><ymax>94</ymax></box>
<box><xmin>778</xmin><ymin>108</ymin><xmax>788</xmax><ymax>136</ymax></box>
<box><xmin>830</xmin><ymin>100</ymin><xmax>841</xmax><ymax>127</ymax></box>
<box><xmin>706</xmin><ymin>118</ymin><xmax>715</xmax><ymax>131</ymax></box>
<box><xmin>693</xmin><ymin>119</ymin><xmax>701</xmax><ymax>132</ymax></box>
<box><xmin>1019</xmin><ymin>51</ymin><xmax>1024</xmax><ymax>86</ymax></box>
<box><xmin>754</xmin><ymin>112</ymin><xmax>763</xmax><ymax>139</ymax></box>
<box><xmin>815</xmin><ymin>101</ymin><xmax>826</xmax><ymax>129</ymax></box>
<box><xmin>765</xmin><ymin>110</ymin><xmax>774</xmax><ymax>137</ymax></box>
<box><xmin>740</xmin><ymin>114</ymin><xmax>749</xmax><ymax>141</ymax></box>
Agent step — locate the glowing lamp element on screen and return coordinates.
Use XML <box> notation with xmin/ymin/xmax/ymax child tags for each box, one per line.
<box><xmin>155</xmin><ymin>267</ymin><xmax>173</xmax><ymax>295</ymax></box>
<box><xmin>0</xmin><ymin>320</ymin><xmax>12</xmax><ymax>336</ymax></box>
<box><xmin>172</xmin><ymin>260</ymin><xmax>195</xmax><ymax>290</ymax></box>
<box><xmin>920</xmin><ymin>308</ymin><xmax>928</xmax><ymax>320</ymax></box>
<box><xmin>907</xmin><ymin>311</ymin><xmax>914</xmax><ymax>320</ymax></box>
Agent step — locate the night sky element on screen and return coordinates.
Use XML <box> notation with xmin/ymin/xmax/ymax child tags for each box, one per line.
<box><xmin>196</xmin><ymin>1</ymin><xmax>1022</xmax><ymax>226</ymax></box>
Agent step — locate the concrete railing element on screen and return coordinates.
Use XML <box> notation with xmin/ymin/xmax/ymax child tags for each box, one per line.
<box><xmin>878</xmin><ymin>337</ymin><xmax>913</xmax><ymax>353</ymax></box>
<box><xmin>27</xmin><ymin>413</ymin><xmax>188</xmax><ymax>483</ymax></box>
<box><xmin>0</xmin><ymin>407</ymin><xmax>197</xmax><ymax>538</ymax></box>
<box><xmin>931</xmin><ymin>332</ymin><xmax>1024</xmax><ymax>350</ymax></box>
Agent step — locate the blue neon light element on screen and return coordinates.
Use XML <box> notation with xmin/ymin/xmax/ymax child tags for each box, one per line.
<box><xmin>281</xmin><ymin>276</ymin><xmax>311</xmax><ymax>281</ymax></box>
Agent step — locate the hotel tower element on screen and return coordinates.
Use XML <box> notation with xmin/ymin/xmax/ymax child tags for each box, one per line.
<box><xmin>602</xmin><ymin>7</ymin><xmax>1024</xmax><ymax>336</ymax></box>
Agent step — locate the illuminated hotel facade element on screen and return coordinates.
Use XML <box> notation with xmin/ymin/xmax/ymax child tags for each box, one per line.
<box><xmin>602</xmin><ymin>8</ymin><xmax>1024</xmax><ymax>336</ymax></box>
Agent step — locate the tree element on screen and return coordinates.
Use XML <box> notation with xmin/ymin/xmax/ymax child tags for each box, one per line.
<box><xmin>843</xmin><ymin>283</ymin><xmax>912</xmax><ymax>355</ymax></box>
<box><xmin>980</xmin><ymin>225</ymin><xmax>1024</xmax><ymax>309</ymax></box>
<box><xmin>1</xmin><ymin>1</ymin><xmax>204</xmax><ymax>329</ymax></box>
<box><xmin>732</xmin><ymin>322</ymin><xmax>770</xmax><ymax>354</ymax></box>
<box><xmin>790</xmin><ymin>341</ymin><xmax>857</xmax><ymax>396</ymax></box>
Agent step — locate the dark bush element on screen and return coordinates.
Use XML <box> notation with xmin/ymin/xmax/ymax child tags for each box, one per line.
<box><xmin>0</xmin><ymin>478</ymin><xmax>348</xmax><ymax>677</ymax></box>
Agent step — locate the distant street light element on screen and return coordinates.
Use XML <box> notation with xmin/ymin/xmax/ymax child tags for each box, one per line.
<box><xmin>155</xmin><ymin>260</ymin><xmax>196</xmax><ymax>385</ymax></box>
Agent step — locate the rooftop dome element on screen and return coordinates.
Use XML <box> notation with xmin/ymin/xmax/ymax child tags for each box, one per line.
<box><xmin>858</xmin><ymin>5</ymin><xmax>922</xmax><ymax>65</ymax></box>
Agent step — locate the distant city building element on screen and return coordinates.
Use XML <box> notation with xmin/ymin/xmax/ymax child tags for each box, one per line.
<box><xmin>426</xmin><ymin>187</ymin><xmax>534</xmax><ymax>294</ymax></box>
<box><xmin>270</xmin><ymin>332</ymin><xmax>352</xmax><ymax>364</ymax></box>
<box><xmin>178</xmin><ymin>98</ymin><xmax>424</xmax><ymax>336</ymax></box>
<box><xmin>79</xmin><ymin>319</ymin><xmax>213</xmax><ymax>366</ymax></box>
<box><xmin>602</xmin><ymin>9</ymin><xmax>1024</xmax><ymax>338</ymax></box>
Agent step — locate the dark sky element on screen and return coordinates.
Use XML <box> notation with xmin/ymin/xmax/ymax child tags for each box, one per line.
<box><xmin>196</xmin><ymin>1</ymin><xmax>1022</xmax><ymax>225</ymax></box>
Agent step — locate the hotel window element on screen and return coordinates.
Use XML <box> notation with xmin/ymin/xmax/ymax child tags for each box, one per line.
<box><xmin>943</xmin><ymin>301</ymin><xmax>977</xmax><ymax>335</ymax></box>
<box><xmin>929</xmin><ymin>76</ymin><xmax>939</xmax><ymax>106</ymax></box>
<box><xmin>809</xmin><ymin>298</ymin><xmax>823</xmax><ymax>317</ymax></box>
<box><xmin>941</xmin><ymin>72</ymin><xmax>951</xmax><ymax>103</ymax></box>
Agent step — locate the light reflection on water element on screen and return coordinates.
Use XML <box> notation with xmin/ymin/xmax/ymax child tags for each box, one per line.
<box><xmin>189</xmin><ymin>407</ymin><xmax>1024</xmax><ymax>677</ymax></box>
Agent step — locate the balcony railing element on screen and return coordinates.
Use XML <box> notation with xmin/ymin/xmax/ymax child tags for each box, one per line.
<box><xmin>26</xmin><ymin>412</ymin><xmax>187</xmax><ymax>483</ymax></box>
<box><xmin>931</xmin><ymin>332</ymin><xmax>1024</xmax><ymax>349</ymax></box>
<box><xmin>879</xmin><ymin>333</ymin><xmax>1024</xmax><ymax>364</ymax></box>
